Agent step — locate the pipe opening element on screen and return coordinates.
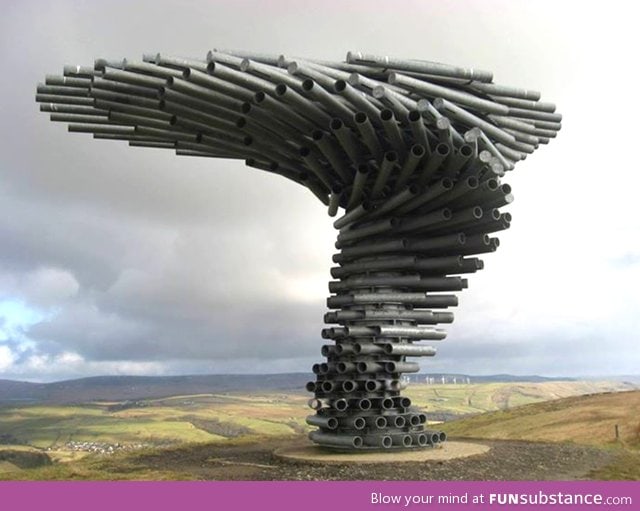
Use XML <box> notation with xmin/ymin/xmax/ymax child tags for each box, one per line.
<box><xmin>385</xmin><ymin>151</ymin><xmax>398</xmax><ymax>162</ymax></box>
<box><xmin>327</xmin><ymin>418</ymin><xmax>339</xmax><ymax>430</ymax></box>
<box><xmin>394</xmin><ymin>416</ymin><xmax>406</xmax><ymax>428</ymax></box>
<box><xmin>380</xmin><ymin>109</ymin><xmax>393</xmax><ymax>121</ymax></box>
<box><xmin>460</xmin><ymin>144</ymin><xmax>473</xmax><ymax>157</ymax></box>
<box><xmin>321</xmin><ymin>381</ymin><xmax>334</xmax><ymax>392</ymax></box>
<box><xmin>275</xmin><ymin>83</ymin><xmax>287</xmax><ymax>96</ymax></box>
<box><xmin>353</xmin><ymin>437</ymin><xmax>364</xmax><ymax>448</ymax></box>
<box><xmin>402</xmin><ymin>435</ymin><xmax>413</xmax><ymax>447</ymax></box>
<box><xmin>358</xmin><ymin>399</ymin><xmax>372</xmax><ymax>410</ymax></box>
<box><xmin>334</xmin><ymin>80</ymin><xmax>346</xmax><ymax>92</ymax></box>
<box><xmin>353</xmin><ymin>417</ymin><xmax>366</xmax><ymax>430</ymax></box>
<box><xmin>365</xmin><ymin>380</ymin><xmax>378</xmax><ymax>391</ymax></box>
<box><xmin>342</xmin><ymin>380</ymin><xmax>356</xmax><ymax>392</ymax></box>
<box><xmin>330</xmin><ymin>118</ymin><xmax>343</xmax><ymax>131</ymax></box>
<box><xmin>382</xmin><ymin>398</ymin><xmax>394</xmax><ymax>409</ymax></box>
<box><xmin>334</xmin><ymin>399</ymin><xmax>348</xmax><ymax>411</ymax></box>
<box><xmin>375</xmin><ymin>417</ymin><xmax>387</xmax><ymax>429</ymax></box>
<box><xmin>302</xmin><ymin>79</ymin><xmax>314</xmax><ymax>91</ymax></box>
<box><xmin>381</xmin><ymin>436</ymin><xmax>392</xmax><ymax>448</ymax></box>
<box><xmin>312</xmin><ymin>130</ymin><xmax>324</xmax><ymax>141</ymax></box>
<box><xmin>436</xmin><ymin>143</ymin><xmax>450</xmax><ymax>156</ymax></box>
<box><xmin>411</xmin><ymin>144</ymin><xmax>425</xmax><ymax>157</ymax></box>
<box><xmin>408</xmin><ymin>110</ymin><xmax>421</xmax><ymax>122</ymax></box>
<box><xmin>354</xmin><ymin>111</ymin><xmax>367</xmax><ymax>124</ymax></box>
<box><xmin>254</xmin><ymin>91</ymin><xmax>266</xmax><ymax>103</ymax></box>
<box><xmin>206</xmin><ymin>62</ymin><xmax>215</xmax><ymax>74</ymax></box>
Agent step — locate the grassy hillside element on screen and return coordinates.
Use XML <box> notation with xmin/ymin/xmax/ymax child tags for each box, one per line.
<box><xmin>442</xmin><ymin>390</ymin><xmax>640</xmax><ymax>446</ymax></box>
<box><xmin>442</xmin><ymin>390</ymin><xmax>640</xmax><ymax>480</ymax></box>
<box><xmin>405</xmin><ymin>381</ymin><xmax>631</xmax><ymax>417</ymax></box>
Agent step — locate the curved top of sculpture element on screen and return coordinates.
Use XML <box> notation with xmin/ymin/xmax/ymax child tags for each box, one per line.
<box><xmin>36</xmin><ymin>49</ymin><xmax>561</xmax><ymax>225</ymax></box>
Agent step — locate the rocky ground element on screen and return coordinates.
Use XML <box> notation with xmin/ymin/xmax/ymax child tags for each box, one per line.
<box><xmin>130</xmin><ymin>435</ymin><xmax>615</xmax><ymax>481</ymax></box>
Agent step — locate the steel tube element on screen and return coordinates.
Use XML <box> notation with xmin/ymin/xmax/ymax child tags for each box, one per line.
<box><xmin>470</xmin><ymin>81</ymin><xmax>541</xmax><ymax>100</ymax></box>
<box><xmin>253</xmin><ymin>91</ymin><xmax>315</xmax><ymax>132</ymax></box>
<box><xmin>353</xmin><ymin>112</ymin><xmax>383</xmax><ymax>160</ymax></box>
<box><xmin>312</xmin><ymin>130</ymin><xmax>352</xmax><ymax>183</ymax></box>
<box><xmin>407</xmin><ymin>110</ymin><xmax>433</xmax><ymax>154</ymax></box>
<box><xmin>416</xmin><ymin>143</ymin><xmax>450</xmax><ymax>186</ymax></box>
<box><xmin>395</xmin><ymin>178</ymin><xmax>453</xmax><ymax>215</ymax></box>
<box><xmin>395</xmin><ymin>144</ymin><xmax>426</xmax><ymax>191</ymax></box>
<box><xmin>309</xmin><ymin>431</ymin><xmax>363</xmax><ymax>448</ymax></box>
<box><xmin>330</xmin><ymin>118</ymin><xmax>364</xmax><ymax>164</ymax></box>
<box><xmin>347</xmin><ymin>51</ymin><xmax>493</xmax><ymax>82</ymax></box>
<box><xmin>370</xmin><ymin>151</ymin><xmax>398</xmax><ymax>198</ymax></box>
<box><xmin>327</xmin><ymin>293</ymin><xmax>457</xmax><ymax>308</ymax></box>
<box><xmin>275</xmin><ymin>84</ymin><xmax>332</xmax><ymax>127</ymax></box>
<box><xmin>378</xmin><ymin>326</ymin><xmax>446</xmax><ymax>340</ymax></box>
<box><xmin>389</xmin><ymin>73</ymin><xmax>507</xmax><ymax>114</ymax></box>
<box><xmin>379</xmin><ymin>109</ymin><xmax>407</xmax><ymax>156</ymax></box>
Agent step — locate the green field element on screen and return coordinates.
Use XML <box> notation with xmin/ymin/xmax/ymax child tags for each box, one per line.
<box><xmin>0</xmin><ymin>380</ymin><xmax>635</xmax><ymax>479</ymax></box>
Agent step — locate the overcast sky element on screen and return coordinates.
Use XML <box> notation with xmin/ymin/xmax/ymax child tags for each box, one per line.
<box><xmin>1</xmin><ymin>0</ymin><xmax>638</xmax><ymax>382</ymax></box>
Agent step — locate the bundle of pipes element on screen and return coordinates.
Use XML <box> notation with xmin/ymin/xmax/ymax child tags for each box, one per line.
<box><xmin>36</xmin><ymin>50</ymin><xmax>560</xmax><ymax>451</ymax></box>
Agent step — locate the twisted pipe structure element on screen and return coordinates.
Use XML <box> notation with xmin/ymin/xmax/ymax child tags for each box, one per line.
<box><xmin>36</xmin><ymin>49</ymin><xmax>561</xmax><ymax>451</ymax></box>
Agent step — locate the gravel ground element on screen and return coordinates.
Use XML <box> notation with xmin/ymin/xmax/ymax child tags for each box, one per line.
<box><xmin>131</xmin><ymin>435</ymin><xmax>615</xmax><ymax>481</ymax></box>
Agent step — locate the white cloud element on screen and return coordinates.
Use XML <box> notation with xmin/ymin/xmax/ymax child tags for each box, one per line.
<box><xmin>0</xmin><ymin>346</ymin><xmax>15</xmax><ymax>371</ymax></box>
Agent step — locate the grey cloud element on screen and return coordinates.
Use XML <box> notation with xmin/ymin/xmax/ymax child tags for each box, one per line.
<box><xmin>1</xmin><ymin>0</ymin><xmax>639</xmax><ymax>380</ymax></box>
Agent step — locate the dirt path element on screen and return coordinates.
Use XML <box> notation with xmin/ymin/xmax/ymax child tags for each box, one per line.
<box><xmin>130</xmin><ymin>435</ymin><xmax>615</xmax><ymax>480</ymax></box>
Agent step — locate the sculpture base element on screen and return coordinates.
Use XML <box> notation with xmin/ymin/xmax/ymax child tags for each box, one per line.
<box><xmin>274</xmin><ymin>441</ymin><xmax>489</xmax><ymax>465</ymax></box>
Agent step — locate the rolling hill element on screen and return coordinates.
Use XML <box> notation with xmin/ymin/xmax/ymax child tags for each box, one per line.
<box><xmin>442</xmin><ymin>390</ymin><xmax>640</xmax><ymax>446</ymax></box>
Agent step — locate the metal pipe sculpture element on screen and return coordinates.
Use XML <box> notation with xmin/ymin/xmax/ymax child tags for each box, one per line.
<box><xmin>36</xmin><ymin>49</ymin><xmax>561</xmax><ymax>451</ymax></box>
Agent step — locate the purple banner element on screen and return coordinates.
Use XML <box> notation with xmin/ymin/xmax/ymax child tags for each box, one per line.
<box><xmin>0</xmin><ymin>481</ymin><xmax>638</xmax><ymax>511</ymax></box>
